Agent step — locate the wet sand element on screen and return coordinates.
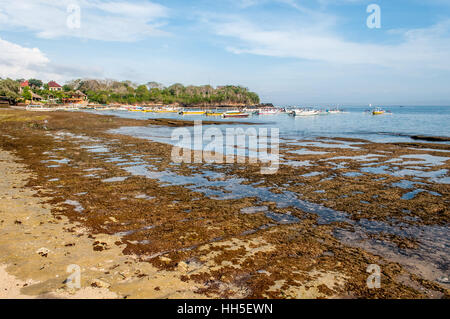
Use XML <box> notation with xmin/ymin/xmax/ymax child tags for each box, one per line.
<box><xmin>0</xmin><ymin>109</ymin><xmax>448</xmax><ymax>298</ymax></box>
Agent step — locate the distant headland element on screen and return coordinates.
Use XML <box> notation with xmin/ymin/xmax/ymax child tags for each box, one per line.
<box><xmin>0</xmin><ymin>78</ymin><xmax>263</xmax><ymax>108</ymax></box>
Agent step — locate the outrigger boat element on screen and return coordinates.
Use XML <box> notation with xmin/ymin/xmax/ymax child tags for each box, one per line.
<box><xmin>153</xmin><ymin>107</ymin><xmax>180</xmax><ymax>113</ymax></box>
<box><xmin>256</xmin><ymin>108</ymin><xmax>280</xmax><ymax>115</ymax></box>
<box><xmin>153</xmin><ymin>110</ymin><xmax>179</xmax><ymax>113</ymax></box>
<box><xmin>222</xmin><ymin>110</ymin><xmax>250</xmax><ymax>118</ymax></box>
<box><xmin>26</xmin><ymin>105</ymin><xmax>55</xmax><ymax>112</ymax></box>
<box><xmin>372</xmin><ymin>108</ymin><xmax>386</xmax><ymax>115</ymax></box>
<box><xmin>326</xmin><ymin>108</ymin><xmax>343</xmax><ymax>114</ymax></box>
<box><xmin>205</xmin><ymin>110</ymin><xmax>224</xmax><ymax>116</ymax></box>
<box><xmin>367</xmin><ymin>104</ymin><xmax>387</xmax><ymax>115</ymax></box>
<box><xmin>290</xmin><ymin>109</ymin><xmax>321</xmax><ymax>116</ymax></box>
<box><xmin>179</xmin><ymin>110</ymin><xmax>206</xmax><ymax>115</ymax></box>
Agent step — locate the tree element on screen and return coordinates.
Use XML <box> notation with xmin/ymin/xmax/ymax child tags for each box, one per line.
<box><xmin>22</xmin><ymin>87</ymin><xmax>32</xmax><ymax>100</ymax></box>
<box><xmin>168</xmin><ymin>83</ymin><xmax>185</xmax><ymax>97</ymax></box>
<box><xmin>28</xmin><ymin>79</ymin><xmax>43</xmax><ymax>89</ymax></box>
<box><xmin>0</xmin><ymin>78</ymin><xmax>21</xmax><ymax>102</ymax></box>
<box><xmin>136</xmin><ymin>85</ymin><xmax>149</xmax><ymax>102</ymax></box>
<box><xmin>147</xmin><ymin>81</ymin><xmax>164</xmax><ymax>90</ymax></box>
<box><xmin>49</xmin><ymin>78</ymin><xmax>261</xmax><ymax>106</ymax></box>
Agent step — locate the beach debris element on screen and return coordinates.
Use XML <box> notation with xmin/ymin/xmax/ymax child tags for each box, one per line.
<box><xmin>177</xmin><ymin>261</ymin><xmax>189</xmax><ymax>273</ymax></box>
<box><xmin>160</xmin><ymin>256</ymin><xmax>172</xmax><ymax>263</ymax></box>
<box><xmin>93</xmin><ymin>241</ymin><xmax>109</xmax><ymax>251</ymax></box>
<box><xmin>36</xmin><ymin>247</ymin><xmax>50</xmax><ymax>257</ymax></box>
<box><xmin>90</xmin><ymin>278</ymin><xmax>111</xmax><ymax>289</ymax></box>
<box><xmin>109</xmin><ymin>217</ymin><xmax>118</xmax><ymax>223</ymax></box>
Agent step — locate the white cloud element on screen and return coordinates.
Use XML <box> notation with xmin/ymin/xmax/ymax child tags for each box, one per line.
<box><xmin>0</xmin><ymin>38</ymin><xmax>50</xmax><ymax>79</ymax></box>
<box><xmin>200</xmin><ymin>3</ymin><xmax>450</xmax><ymax>105</ymax></box>
<box><xmin>213</xmin><ymin>18</ymin><xmax>450</xmax><ymax>71</ymax></box>
<box><xmin>0</xmin><ymin>0</ymin><xmax>169</xmax><ymax>42</ymax></box>
<box><xmin>0</xmin><ymin>38</ymin><xmax>103</xmax><ymax>82</ymax></box>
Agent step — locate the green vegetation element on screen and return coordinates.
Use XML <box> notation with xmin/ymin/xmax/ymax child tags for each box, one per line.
<box><xmin>28</xmin><ymin>79</ymin><xmax>43</xmax><ymax>89</ymax></box>
<box><xmin>0</xmin><ymin>79</ymin><xmax>21</xmax><ymax>102</ymax></box>
<box><xmin>22</xmin><ymin>87</ymin><xmax>32</xmax><ymax>100</ymax></box>
<box><xmin>0</xmin><ymin>78</ymin><xmax>260</xmax><ymax>106</ymax></box>
<box><xmin>66</xmin><ymin>79</ymin><xmax>260</xmax><ymax>106</ymax></box>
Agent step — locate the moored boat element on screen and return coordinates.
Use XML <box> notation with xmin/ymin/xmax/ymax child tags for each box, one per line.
<box><xmin>205</xmin><ymin>111</ymin><xmax>224</xmax><ymax>116</ymax></box>
<box><xmin>326</xmin><ymin>108</ymin><xmax>343</xmax><ymax>114</ymax></box>
<box><xmin>292</xmin><ymin>109</ymin><xmax>321</xmax><ymax>116</ymax></box>
<box><xmin>180</xmin><ymin>110</ymin><xmax>206</xmax><ymax>115</ymax></box>
<box><xmin>26</xmin><ymin>105</ymin><xmax>55</xmax><ymax>112</ymax></box>
<box><xmin>153</xmin><ymin>110</ymin><xmax>179</xmax><ymax>113</ymax></box>
<box><xmin>153</xmin><ymin>107</ymin><xmax>180</xmax><ymax>113</ymax></box>
<box><xmin>222</xmin><ymin>111</ymin><xmax>250</xmax><ymax>118</ymax></box>
<box><xmin>372</xmin><ymin>107</ymin><xmax>386</xmax><ymax>115</ymax></box>
<box><xmin>256</xmin><ymin>108</ymin><xmax>281</xmax><ymax>115</ymax></box>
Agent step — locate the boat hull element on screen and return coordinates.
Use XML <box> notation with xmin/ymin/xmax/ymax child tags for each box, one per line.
<box><xmin>222</xmin><ymin>113</ymin><xmax>250</xmax><ymax>118</ymax></box>
<box><xmin>293</xmin><ymin>111</ymin><xmax>320</xmax><ymax>116</ymax></box>
<box><xmin>180</xmin><ymin>111</ymin><xmax>206</xmax><ymax>115</ymax></box>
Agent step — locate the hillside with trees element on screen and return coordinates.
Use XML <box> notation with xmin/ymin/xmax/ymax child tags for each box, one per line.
<box><xmin>0</xmin><ymin>78</ymin><xmax>260</xmax><ymax>107</ymax></box>
<box><xmin>65</xmin><ymin>79</ymin><xmax>260</xmax><ymax>106</ymax></box>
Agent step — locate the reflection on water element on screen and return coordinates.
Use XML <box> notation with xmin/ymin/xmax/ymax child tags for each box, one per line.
<box><xmin>335</xmin><ymin>221</ymin><xmax>450</xmax><ymax>288</ymax></box>
<box><xmin>391</xmin><ymin>180</ymin><xmax>425</xmax><ymax>189</ymax></box>
<box><xmin>102</xmin><ymin>176</ymin><xmax>129</xmax><ymax>183</ymax></box>
<box><xmin>401</xmin><ymin>189</ymin><xmax>441</xmax><ymax>200</ymax></box>
<box><xmin>63</xmin><ymin>200</ymin><xmax>84</xmax><ymax>213</ymax></box>
<box><xmin>91</xmin><ymin>105</ymin><xmax>450</xmax><ymax>143</ymax></box>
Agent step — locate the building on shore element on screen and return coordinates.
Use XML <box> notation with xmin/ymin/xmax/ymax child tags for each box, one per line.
<box><xmin>48</xmin><ymin>81</ymin><xmax>62</xmax><ymax>92</ymax></box>
<box><xmin>30</xmin><ymin>92</ymin><xmax>43</xmax><ymax>103</ymax></box>
<box><xmin>19</xmin><ymin>80</ymin><xmax>29</xmax><ymax>93</ymax></box>
<box><xmin>62</xmin><ymin>90</ymin><xmax>89</xmax><ymax>105</ymax></box>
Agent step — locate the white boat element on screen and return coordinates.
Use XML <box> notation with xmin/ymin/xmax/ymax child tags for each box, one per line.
<box><xmin>222</xmin><ymin>110</ymin><xmax>250</xmax><ymax>118</ymax></box>
<box><xmin>153</xmin><ymin>106</ymin><xmax>181</xmax><ymax>113</ymax></box>
<box><xmin>256</xmin><ymin>108</ymin><xmax>281</xmax><ymax>115</ymax></box>
<box><xmin>327</xmin><ymin>108</ymin><xmax>343</xmax><ymax>114</ymax></box>
<box><xmin>292</xmin><ymin>109</ymin><xmax>321</xmax><ymax>116</ymax></box>
<box><xmin>26</xmin><ymin>105</ymin><xmax>55</xmax><ymax>112</ymax></box>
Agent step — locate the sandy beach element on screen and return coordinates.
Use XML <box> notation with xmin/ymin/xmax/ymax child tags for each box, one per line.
<box><xmin>0</xmin><ymin>109</ymin><xmax>448</xmax><ymax>299</ymax></box>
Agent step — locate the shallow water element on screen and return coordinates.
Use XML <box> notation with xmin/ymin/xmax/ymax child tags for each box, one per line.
<box><xmin>335</xmin><ymin>221</ymin><xmax>450</xmax><ymax>287</ymax></box>
<box><xmin>401</xmin><ymin>189</ymin><xmax>441</xmax><ymax>200</ymax></box>
<box><xmin>63</xmin><ymin>200</ymin><xmax>84</xmax><ymax>213</ymax></box>
<box><xmin>102</xmin><ymin>176</ymin><xmax>129</xmax><ymax>183</ymax></box>
<box><xmin>94</xmin><ymin>105</ymin><xmax>450</xmax><ymax>143</ymax></box>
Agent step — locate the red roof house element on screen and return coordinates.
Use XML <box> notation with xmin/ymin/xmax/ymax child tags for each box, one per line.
<box><xmin>48</xmin><ymin>81</ymin><xmax>62</xmax><ymax>91</ymax></box>
<box><xmin>20</xmin><ymin>80</ymin><xmax>29</xmax><ymax>88</ymax></box>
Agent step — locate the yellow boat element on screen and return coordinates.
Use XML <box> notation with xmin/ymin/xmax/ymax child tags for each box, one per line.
<box><xmin>372</xmin><ymin>108</ymin><xmax>386</xmax><ymax>115</ymax></box>
<box><xmin>180</xmin><ymin>111</ymin><xmax>206</xmax><ymax>115</ymax></box>
<box><xmin>153</xmin><ymin>110</ymin><xmax>179</xmax><ymax>113</ymax></box>
<box><xmin>205</xmin><ymin>112</ymin><xmax>224</xmax><ymax>116</ymax></box>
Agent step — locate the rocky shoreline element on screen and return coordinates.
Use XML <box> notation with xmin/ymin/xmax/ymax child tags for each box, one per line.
<box><xmin>0</xmin><ymin>109</ymin><xmax>448</xmax><ymax>298</ymax></box>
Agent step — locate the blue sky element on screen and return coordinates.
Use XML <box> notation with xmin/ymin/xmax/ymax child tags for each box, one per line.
<box><xmin>0</xmin><ymin>0</ymin><xmax>449</xmax><ymax>105</ymax></box>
